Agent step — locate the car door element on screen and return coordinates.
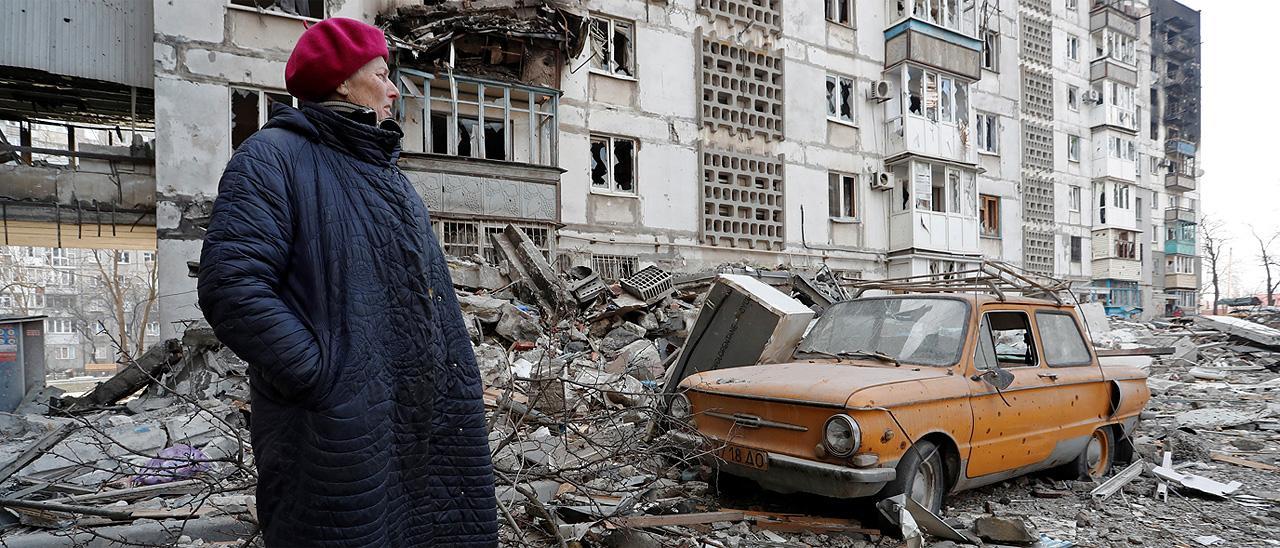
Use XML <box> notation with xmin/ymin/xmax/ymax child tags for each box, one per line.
<box><xmin>965</xmin><ymin>306</ymin><xmax>1062</xmax><ymax>479</ymax></box>
<box><xmin>1028</xmin><ymin>309</ymin><xmax>1113</xmax><ymax>447</ymax></box>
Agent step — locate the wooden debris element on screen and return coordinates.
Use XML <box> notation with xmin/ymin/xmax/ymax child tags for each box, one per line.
<box><xmin>612</xmin><ymin>511</ymin><xmax>746</xmax><ymax>528</ymax></box>
<box><xmin>1211</xmin><ymin>452</ymin><xmax>1280</xmax><ymax>472</ymax></box>
<box><xmin>737</xmin><ymin>509</ymin><xmax>879</xmax><ymax>535</ymax></box>
<box><xmin>0</xmin><ymin>424</ymin><xmax>77</xmax><ymax>485</ymax></box>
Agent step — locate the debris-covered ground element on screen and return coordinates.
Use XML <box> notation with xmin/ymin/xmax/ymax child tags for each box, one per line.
<box><xmin>2</xmin><ymin>226</ymin><xmax>1279</xmax><ymax>546</ymax></box>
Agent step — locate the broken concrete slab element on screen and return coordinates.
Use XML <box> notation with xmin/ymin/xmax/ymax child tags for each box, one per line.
<box><xmin>1198</xmin><ymin>315</ymin><xmax>1280</xmax><ymax>348</ymax></box>
<box><xmin>974</xmin><ymin>515</ymin><xmax>1039</xmax><ymax>544</ymax></box>
<box><xmin>1078</xmin><ymin>302</ymin><xmax>1111</xmax><ymax>342</ymax></box>
<box><xmin>1176</xmin><ymin>408</ymin><xmax>1265</xmax><ymax>429</ymax></box>
<box><xmin>489</xmin><ymin>224</ymin><xmax>572</xmax><ymax>317</ymax></box>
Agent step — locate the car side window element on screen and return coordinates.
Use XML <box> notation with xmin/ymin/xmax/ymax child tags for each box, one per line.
<box><xmin>983</xmin><ymin>311</ymin><xmax>1038</xmax><ymax>367</ymax></box>
<box><xmin>1036</xmin><ymin>311</ymin><xmax>1093</xmax><ymax>367</ymax></box>
<box><xmin>975</xmin><ymin>315</ymin><xmax>999</xmax><ymax>370</ymax></box>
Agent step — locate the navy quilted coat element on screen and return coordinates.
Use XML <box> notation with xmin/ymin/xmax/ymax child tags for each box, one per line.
<box><xmin>198</xmin><ymin>103</ymin><xmax>497</xmax><ymax>547</ymax></box>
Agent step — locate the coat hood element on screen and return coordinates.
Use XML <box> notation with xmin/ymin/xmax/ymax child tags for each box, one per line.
<box><xmin>265</xmin><ymin>101</ymin><xmax>403</xmax><ymax>166</ymax></box>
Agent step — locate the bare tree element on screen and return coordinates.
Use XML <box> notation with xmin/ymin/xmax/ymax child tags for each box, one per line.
<box><xmin>87</xmin><ymin>250</ymin><xmax>160</xmax><ymax>359</ymax></box>
<box><xmin>0</xmin><ymin>248</ymin><xmax>44</xmax><ymax>315</ymax></box>
<box><xmin>1251</xmin><ymin>227</ymin><xmax>1280</xmax><ymax>306</ymax></box>
<box><xmin>1201</xmin><ymin>216</ymin><xmax>1227</xmax><ymax>315</ymax></box>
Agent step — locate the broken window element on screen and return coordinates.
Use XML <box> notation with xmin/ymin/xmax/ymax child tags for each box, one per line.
<box><xmin>1091</xmin><ymin>29</ymin><xmax>1135</xmax><ymax>65</ymax></box>
<box><xmin>826</xmin><ymin>74</ymin><xmax>855</xmax><ymax>124</ymax></box>
<box><xmin>589</xmin><ymin>134</ymin><xmax>637</xmax><ymax>194</ymax></box>
<box><xmin>589</xmin><ymin>15</ymin><xmax>635</xmax><ymax>77</ymax></box>
<box><xmin>1069</xmin><ymin>186</ymin><xmax>1082</xmax><ymax>212</ymax></box>
<box><xmin>1067</xmin><ymin>134</ymin><xmax>1081</xmax><ymax>162</ymax></box>
<box><xmin>903</xmin><ymin>65</ymin><xmax>968</xmax><ymax>124</ymax></box>
<box><xmin>417</xmin><ymin>75</ymin><xmax>558</xmax><ymax>166</ymax></box>
<box><xmin>231</xmin><ymin>87</ymin><xmax>297</xmax><ymax>151</ymax></box>
<box><xmin>1070</xmin><ymin>236</ymin><xmax>1083</xmax><ymax>262</ymax></box>
<box><xmin>799</xmin><ymin>297</ymin><xmax>969</xmax><ymax>367</ymax></box>
<box><xmin>979</xmin><ymin>194</ymin><xmax>1000</xmax><ymax>237</ymax></box>
<box><xmin>1036</xmin><ymin>312</ymin><xmax>1091</xmax><ymax>367</ymax></box>
<box><xmin>981</xmin><ymin>30</ymin><xmax>999</xmax><ymax>71</ymax></box>
<box><xmin>1115</xmin><ymin>230</ymin><xmax>1136</xmax><ymax>259</ymax></box>
<box><xmin>907</xmin><ymin>66</ymin><xmax>924</xmax><ymax>116</ymax></box>
<box><xmin>230</xmin><ymin>0</ymin><xmax>325</xmax><ymax>18</ymax></box>
<box><xmin>828</xmin><ymin>172</ymin><xmax>857</xmax><ymax>219</ymax></box>
<box><xmin>591</xmin><ymin>254</ymin><xmax>638</xmax><ymax>281</ymax></box>
<box><xmin>1168</xmin><ymin>255</ymin><xmax>1196</xmax><ymax>274</ymax></box>
<box><xmin>976</xmin><ymin>112</ymin><xmax>998</xmax><ymax>154</ymax></box>
<box><xmin>1066</xmin><ymin>34</ymin><xmax>1080</xmax><ymax>61</ymax></box>
<box><xmin>983</xmin><ymin>311</ymin><xmax>1037</xmax><ymax>367</ymax></box>
<box><xmin>825</xmin><ymin>0</ymin><xmax>853</xmax><ymax>26</ymax></box>
<box><xmin>1067</xmin><ymin>85</ymin><xmax>1080</xmax><ymax>111</ymax></box>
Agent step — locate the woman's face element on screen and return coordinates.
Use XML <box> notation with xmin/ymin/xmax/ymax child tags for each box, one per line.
<box><xmin>335</xmin><ymin>57</ymin><xmax>399</xmax><ymax>121</ymax></box>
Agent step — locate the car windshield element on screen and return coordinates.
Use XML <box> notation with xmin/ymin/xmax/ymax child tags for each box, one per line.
<box><xmin>796</xmin><ymin>297</ymin><xmax>969</xmax><ymax>367</ymax></box>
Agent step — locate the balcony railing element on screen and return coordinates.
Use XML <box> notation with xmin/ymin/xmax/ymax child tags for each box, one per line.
<box><xmin>1165</xmin><ymin>138</ymin><xmax>1197</xmax><ymax>156</ymax></box>
<box><xmin>1164</xmin><ymin>207</ymin><xmax>1197</xmax><ymax>224</ymax></box>
<box><xmin>1165</xmin><ymin>172</ymin><xmax>1196</xmax><ymax>192</ymax></box>
<box><xmin>1164</xmin><ymin>239</ymin><xmax>1196</xmax><ymax>256</ymax></box>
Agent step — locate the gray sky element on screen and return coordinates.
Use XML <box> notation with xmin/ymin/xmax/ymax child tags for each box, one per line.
<box><xmin>1178</xmin><ymin>0</ymin><xmax>1278</xmax><ymax>298</ymax></box>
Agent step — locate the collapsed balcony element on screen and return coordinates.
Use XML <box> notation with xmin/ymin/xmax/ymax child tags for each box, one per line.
<box><xmin>381</xmin><ymin>1</ymin><xmax>588</xmax><ymax>239</ymax></box>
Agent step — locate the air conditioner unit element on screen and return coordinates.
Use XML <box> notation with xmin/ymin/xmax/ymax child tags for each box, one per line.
<box><xmin>869</xmin><ymin>171</ymin><xmax>894</xmax><ymax>191</ymax></box>
<box><xmin>867</xmin><ymin>80</ymin><xmax>892</xmax><ymax>102</ymax></box>
<box><xmin>1084</xmin><ymin>89</ymin><xmax>1102</xmax><ymax>104</ymax></box>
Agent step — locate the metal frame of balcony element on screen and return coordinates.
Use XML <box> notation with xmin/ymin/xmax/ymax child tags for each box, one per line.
<box><xmin>1164</xmin><ymin>207</ymin><xmax>1196</xmax><ymax>224</ymax></box>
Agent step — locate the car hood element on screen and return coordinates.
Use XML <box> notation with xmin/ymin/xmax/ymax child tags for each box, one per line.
<box><xmin>678</xmin><ymin>361</ymin><xmax>954</xmax><ymax>408</ymax></box>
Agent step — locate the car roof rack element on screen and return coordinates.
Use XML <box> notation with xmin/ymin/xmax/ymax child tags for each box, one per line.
<box><xmin>844</xmin><ymin>260</ymin><xmax>1072</xmax><ymax>304</ymax></box>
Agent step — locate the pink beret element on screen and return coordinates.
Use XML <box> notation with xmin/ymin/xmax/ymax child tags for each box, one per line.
<box><xmin>285</xmin><ymin>18</ymin><xmax>389</xmax><ymax>102</ymax></box>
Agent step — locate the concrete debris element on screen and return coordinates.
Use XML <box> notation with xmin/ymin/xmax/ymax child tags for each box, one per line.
<box><xmin>1151</xmin><ymin>466</ymin><xmax>1244</xmax><ymax>498</ymax></box>
<box><xmin>0</xmin><ymin>329</ymin><xmax>254</xmax><ymax>545</ymax></box>
<box><xmin>974</xmin><ymin>515</ymin><xmax>1040</xmax><ymax>544</ymax></box>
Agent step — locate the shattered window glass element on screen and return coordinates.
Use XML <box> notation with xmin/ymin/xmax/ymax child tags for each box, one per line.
<box><xmin>230</xmin><ymin>88</ymin><xmax>259</xmax><ymax>150</ymax></box>
<box><xmin>483</xmin><ymin>121</ymin><xmax>506</xmax><ymax>161</ymax></box>
<box><xmin>590</xmin><ymin>16</ymin><xmax>635</xmax><ymax>76</ymax></box>
<box><xmin>797</xmin><ymin>297</ymin><xmax>969</xmax><ymax>367</ymax></box>
<box><xmin>985</xmin><ymin>311</ymin><xmax>1037</xmax><ymax>366</ymax></box>
<box><xmin>612</xmin><ymin>138</ymin><xmax>635</xmax><ymax>191</ymax></box>
<box><xmin>826</xmin><ymin>75</ymin><xmax>855</xmax><ymax>123</ymax></box>
<box><xmin>590</xmin><ymin>137</ymin><xmax>608</xmax><ymax>187</ymax></box>
<box><xmin>907</xmin><ymin>67</ymin><xmax>923</xmax><ymax>116</ymax></box>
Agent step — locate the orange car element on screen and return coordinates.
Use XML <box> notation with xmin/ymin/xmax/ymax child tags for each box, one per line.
<box><xmin>669</xmin><ymin>294</ymin><xmax>1149</xmax><ymax>514</ymax></box>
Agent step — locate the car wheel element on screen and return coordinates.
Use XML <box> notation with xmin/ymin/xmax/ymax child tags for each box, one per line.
<box><xmin>1072</xmin><ymin>427</ymin><xmax>1115</xmax><ymax>480</ymax></box>
<box><xmin>880</xmin><ymin>439</ymin><xmax>946</xmax><ymax>514</ymax></box>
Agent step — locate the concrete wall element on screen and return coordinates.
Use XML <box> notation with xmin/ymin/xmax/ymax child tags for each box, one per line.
<box><xmin>151</xmin><ymin>0</ymin><xmax>412</xmax><ymax>338</ymax></box>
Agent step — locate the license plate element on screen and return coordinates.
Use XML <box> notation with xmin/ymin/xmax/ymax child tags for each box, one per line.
<box><xmin>716</xmin><ymin>443</ymin><xmax>769</xmax><ymax>471</ymax></box>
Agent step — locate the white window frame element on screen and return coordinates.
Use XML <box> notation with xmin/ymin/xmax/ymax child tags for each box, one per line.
<box><xmin>117</xmin><ymin>251</ymin><xmax>131</xmax><ymax>265</ymax></box>
<box><xmin>227</xmin><ymin>0</ymin><xmax>325</xmax><ymax>21</ymax></box>
<box><xmin>143</xmin><ymin>251</ymin><xmax>155</xmax><ymax>263</ymax></box>
<box><xmin>53</xmin><ymin>345</ymin><xmax>75</xmax><ymax>360</ymax></box>
<box><xmin>1066</xmin><ymin>0</ymin><xmax>1078</xmax><ymax>10</ymax></box>
<box><xmin>828</xmin><ymin>171</ymin><xmax>859</xmax><ymax>220</ymax></box>
<box><xmin>1066</xmin><ymin>34</ymin><xmax>1080</xmax><ymax>61</ymax></box>
<box><xmin>417</xmin><ymin>75</ymin><xmax>560</xmax><ymax>167</ymax></box>
<box><xmin>826</xmin><ymin>0</ymin><xmax>855</xmax><ymax>27</ymax></box>
<box><xmin>588</xmin><ymin>15</ymin><xmax>636</xmax><ymax>79</ymax></box>
<box><xmin>827</xmin><ymin>74</ymin><xmax>857</xmax><ymax>125</ymax></box>
<box><xmin>903</xmin><ymin>65</ymin><xmax>970</xmax><ymax>125</ymax></box>
<box><xmin>976</xmin><ymin>112</ymin><xmax>998</xmax><ymax>154</ymax></box>
<box><xmin>50</xmin><ymin>248</ymin><xmax>70</xmax><ymax>267</ymax></box>
<box><xmin>146</xmin><ymin>322</ymin><xmax>160</xmax><ymax>336</ymax></box>
<box><xmin>981</xmin><ymin>30</ymin><xmax>999</xmax><ymax>71</ymax></box>
<box><xmin>49</xmin><ymin>319</ymin><xmax>74</xmax><ymax>334</ymax></box>
<box><xmin>1069</xmin><ymin>186</ymin><xmax>1082</xmax><ymax>212</ymax></box>
<box><xmin>589</xmin><ymin>134</ymin><xmax>638</xmax><ymax>195</ymax></box>
<box><xmin>1067</xmin><ymin>85</ymin><xmax>1080</xmax><ymax>111</ymax></box>
<box><xmin>1067</xmin><ymin>134</ymin><xmax>1081</xmax><ymax>163</ymax></box>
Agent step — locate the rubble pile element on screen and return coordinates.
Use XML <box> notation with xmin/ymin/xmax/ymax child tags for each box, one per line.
<box><xmin>0</xmin><ymin>328</ymin><xmax>255</xmax><ymax>547</ymax></box>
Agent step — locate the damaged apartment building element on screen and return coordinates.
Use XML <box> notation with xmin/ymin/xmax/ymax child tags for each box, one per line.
<box><xmin>0</xmin><ymin>0</ymin><xmax>1202</xmax><ymax>336</ymax></box>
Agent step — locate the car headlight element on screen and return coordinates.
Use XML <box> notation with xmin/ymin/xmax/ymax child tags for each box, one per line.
<box><xmin>670</xmin><ymin>393</ymin><xmax>692</xmax><ymax>420</ymax></box>
<box><xmin>823</xmin><ymin>414</ymin><xmax>861</xmax><ymax>457</ymax></box>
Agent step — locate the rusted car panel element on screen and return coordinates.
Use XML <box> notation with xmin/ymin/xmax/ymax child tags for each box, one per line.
<box><xmin>674</xmin><ymin>294</ymin><xmax>1150</xmax><ymax>511</ymax></box>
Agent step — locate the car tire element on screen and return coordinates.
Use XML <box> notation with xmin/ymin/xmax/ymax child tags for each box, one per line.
<box><xmin>878</xmin><ymin>439</ymin><xmax>946</xmax><ymax>521</ymax></box>
<box><xmin>1070</xmin><ymin>426</ymin><xmax>1115</xmax><ymax>480</ymax></box>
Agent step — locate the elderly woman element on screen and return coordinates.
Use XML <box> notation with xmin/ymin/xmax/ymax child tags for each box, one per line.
<box><xmin>197</xmin><ymin>18</ymin><xmax>497</xmax><ymax>547</ymax></box>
